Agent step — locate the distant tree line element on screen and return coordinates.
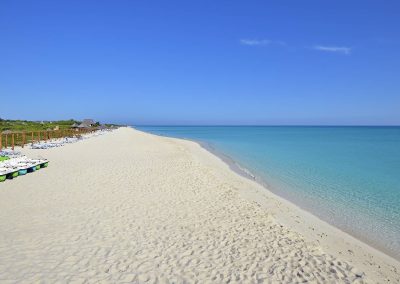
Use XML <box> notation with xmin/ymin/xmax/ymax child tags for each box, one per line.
<box><xmin>0</xmin><ymin>118</ymin><xmax>121</xmax><ymax>132</ymax></box>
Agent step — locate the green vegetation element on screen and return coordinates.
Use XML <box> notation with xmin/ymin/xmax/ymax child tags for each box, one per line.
<box><xmin>0</xmin><ymin>118</ymin><xmax>121</xmax><ymax>148</ymax></box>
<box><xmin>0</xmin><ymin>118</ymin><xmax>80</xmax><ymax>132</ymax></box>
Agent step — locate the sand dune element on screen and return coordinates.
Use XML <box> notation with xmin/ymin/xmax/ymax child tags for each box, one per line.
<box><xmin>0</xmin><ymin>127</ymin><xmax>398</xmax><ymax>283</ymax></box>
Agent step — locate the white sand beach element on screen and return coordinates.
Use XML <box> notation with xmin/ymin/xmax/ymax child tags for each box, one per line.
<box><xmin>0</xmin><ymin>127</ymin><xmax>399</xmax><ymax>283</ymax></box>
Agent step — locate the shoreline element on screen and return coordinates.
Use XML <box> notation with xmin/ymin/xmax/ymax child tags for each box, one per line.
<box><xmin>1</xmin><ymin>127</ymin><xmax>399</xmax><ymax>282</ymax></box>
<box><xmin>134</xmin><ymin>127</ymin><xmax>400</xmax><ymax>281</ymax></box>
<box><xmin>198</xmin><ymin>140</ymin><xmax>400</xmax><ymax>262</ymax></box>
<box><xmin>137</xmin><ymin>127</ymin><xmax>400</xmax><ymax>262</ymax></box>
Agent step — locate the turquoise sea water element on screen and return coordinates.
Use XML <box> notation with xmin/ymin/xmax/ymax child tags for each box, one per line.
<box><xmin>137</xmin><ymin>126</ymin><xmax>400</xmax><ymax>259</ymax></box>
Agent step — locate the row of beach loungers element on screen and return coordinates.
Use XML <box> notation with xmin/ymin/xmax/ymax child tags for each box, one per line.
<box><xmin>30</xmin><ymin>129</ymin><xmax>111</xmax><ymax>149</ymax></box>
<box><xmin>0</xmin><ymin>155</ymin><xmax>49</xmax><ymax>182</ymax></box>
<box><xmin>31</xmin><ymin>137</ymin><xmax>82</xmax><ymax>149</ymax></box>
<box><xmin>1</xmin><ymin>129</ymin><xmax>114</xmax><ymax>182</ymax></box>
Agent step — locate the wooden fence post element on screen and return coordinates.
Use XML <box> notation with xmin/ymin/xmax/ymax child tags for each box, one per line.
<box><xmin>11</xmin><ymin>133</ymin><xmax>15</xmax><ymax>150</ymax></box>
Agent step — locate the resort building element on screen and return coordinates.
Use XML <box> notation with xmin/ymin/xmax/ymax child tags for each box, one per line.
<box><xmin>77</xmin><ymin>119</ymin><xmax>95</xmax><ymax>129</ymax></box>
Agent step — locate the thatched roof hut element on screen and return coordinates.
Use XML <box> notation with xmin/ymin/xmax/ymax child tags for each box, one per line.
<box><xmin>77</xmin><ymin>119</ymin><xmax>95</xmax><ymax>128</ymax></box>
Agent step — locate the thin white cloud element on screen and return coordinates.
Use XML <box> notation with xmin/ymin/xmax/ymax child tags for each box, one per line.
<box><xmin>313</xmin><ymin>45</ymin><xmax>352</xmax><ymax>55</ymax></box>
<box><xmin>240</xmin><ymin>40</ymin><xmax>352</xmax><ymax>55</ymax></box>
<box><xmin>240</xmin><ymin>39</ymin><xmax>286</xmax><ymax>46</ymax></box>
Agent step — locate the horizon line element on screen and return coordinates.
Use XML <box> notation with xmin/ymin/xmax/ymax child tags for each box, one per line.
<box><xmin>133</xmin><ymin>124</ymin><xmax>400</xmax><ymax>127</ymax></box>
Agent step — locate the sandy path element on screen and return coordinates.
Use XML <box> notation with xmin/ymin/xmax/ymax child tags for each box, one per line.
<box><xmin>0</xmin><ymin>127</ymin><xmax>398</xmax><ymax>283</ymax></box>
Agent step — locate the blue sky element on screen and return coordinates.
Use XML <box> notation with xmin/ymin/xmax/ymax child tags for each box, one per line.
<box><xmin>1</xmin><ymin>0</ymin><xmax>399</xmax><ymax>125</ymax></box>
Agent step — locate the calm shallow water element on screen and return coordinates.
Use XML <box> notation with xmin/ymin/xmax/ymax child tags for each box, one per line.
<box><xmin>137</xmin><ymin>126</ymin><xmax>400</xmax><ymax>259</ymax></box>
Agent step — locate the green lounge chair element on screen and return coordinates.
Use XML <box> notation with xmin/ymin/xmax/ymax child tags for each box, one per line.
<box><xmin>0</xmin><ymin>156</ymin><xmax>10</xmax><ymax>162</ymax></box>
<box><xmin>41</xmin><ymin>162</ymin><xmax>49</xmax><ymax>168</ymax></box>
<box><xmin>6</xmin><ymin>171</ymin><xmax>18</xmax><ymax>179</ymax></box>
